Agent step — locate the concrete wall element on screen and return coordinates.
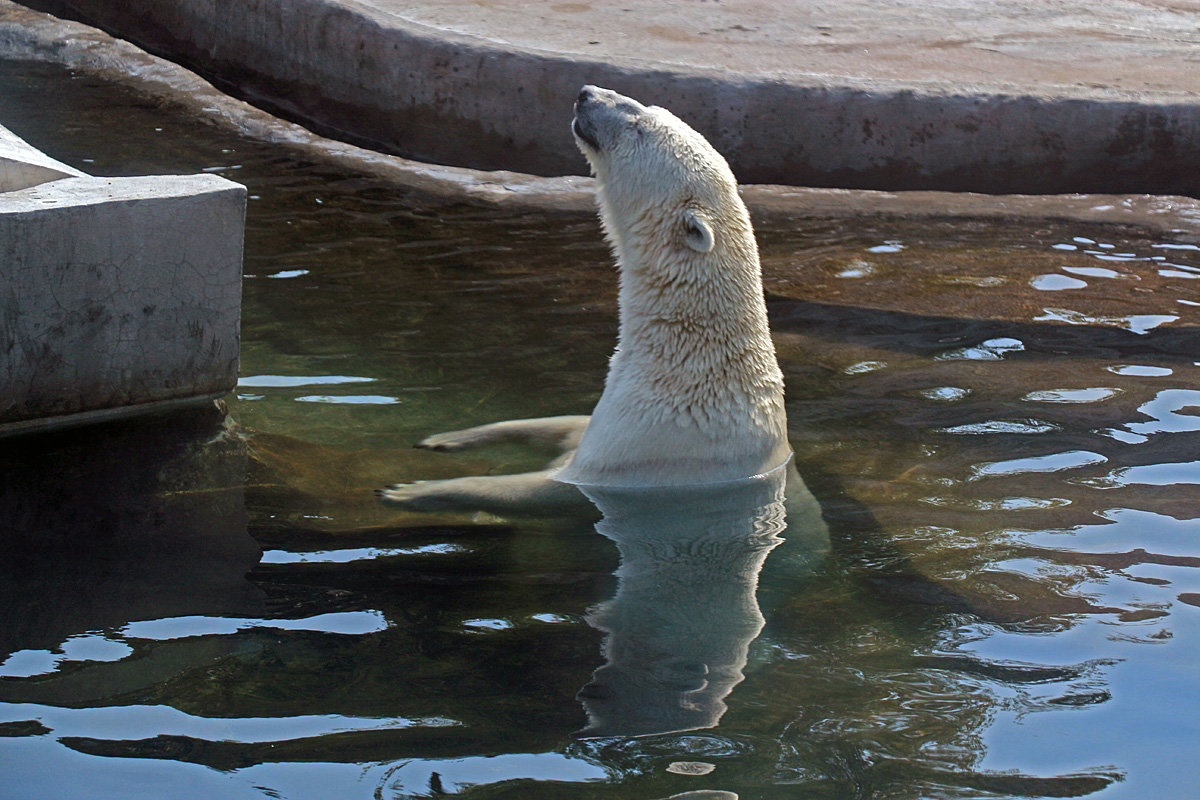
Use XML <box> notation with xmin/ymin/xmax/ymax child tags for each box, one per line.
<box><xmin>1</xmin><ymin>172</ymin><xmax>246</xmax><ymax>434</ymax></box>
<box><xmin>18</xmin><ymin>0</ymin><xmax>1200</xmax><ymax>196</ymax></box>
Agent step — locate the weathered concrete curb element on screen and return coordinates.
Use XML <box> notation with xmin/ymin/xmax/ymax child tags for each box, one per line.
<box><xmin>15</xmin><ymin>0</ymin><xmax>1200</xmax><ymax>196</ymax></box>
<box><xmin>3</xmin><ymin>1</ymin><xmax>1200</xmax><ymax>245</ymax></box>
<box><xmin>0</xmin><ymin>0</ymin><xmax>597</xmax><ymax>214</ymax></box>
<box><xmin>1</xmin><ymin>172</ymin><xmax>246</xmax><ymax>436</ymax></box>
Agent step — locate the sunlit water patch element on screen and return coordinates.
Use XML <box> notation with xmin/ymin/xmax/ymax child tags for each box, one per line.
<box><xmin>1107</xmin><ymin>364</ymin><xmax>1173</xmax><ymax>377</ymax></box>
<box><xmin>969</xmin><ymin>450</ymin><xmax>1109</xmax><ymax>480</ymax></box>
<box><xmin>293</xmin><ymin>394</ymin><xmax>402</xmax><ymax>404</ymax></box>
<box><xmin>260</xmin><ymin>543</ymin><xmax>466</xmax><ymax>564</ymax></box>
<box><xmin>936</xmin><ymin>337</ymin><xmax>1025</xmax><ymax>361</ymax></box>
<box><xmin>1031</xmin><ymin>273</ymin><xmax>1088</xmax><ymax>291</ymax></box>
<box><xmin>120</xmin><ymin>611</ymin><xmax>390</xmax><ymax>640</ymax></box>
<box><xmin>1063</xmin><ymin>265</ymin><xmax>1126</xmax><ymax>279</ymax></box>
<box><xmin>920</xmin><ymin>386</ymin><xmax>972</xmax><ymax>402</ymax></box>
<box><xmin>1023</xmin><ymin>387</ymin><xmax>1122</xmax><ymax>403</ymax></box>
<box><xmin>936</xmin><ymin>419</ymin><xmax>1059</xmax><ymax>435</ymax></box>
<box><xmin>1035</xmin><ymin>308</ymin><xmax>1181</xmax><ymax>333</ymax></box>
<box><xmin>238</xmin><ymin>375</ymin><xmax>376</xmax><ymax>388</ymax></box>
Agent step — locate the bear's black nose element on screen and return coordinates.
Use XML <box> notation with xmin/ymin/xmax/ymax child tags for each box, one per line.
<box><xmin>577</xmin><ymin>87</ymin><xmax>592</xmax><ymax>107</ymax></box>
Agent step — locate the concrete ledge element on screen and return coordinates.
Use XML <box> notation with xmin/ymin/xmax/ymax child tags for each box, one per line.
<box><xmin>3</xmin><ymin>1</ymin><xmax>1200</xmax><ymax>241</ymax></box>
<box><xmin>0</xmin><ymin>395</ymin><xmax>227</xmax><ymax>437</ymax></box>
<box><xmin>15</xmin><ymin>0</ymin><xmax>1200</xmax><ymax>195</ymax></box>
<box><xmin>1</xmin><ymin>172</ymin><xmax>246</xmax><ymax>434</ymax></box>
<box><xmin>0</xmin><ymin>0</ymin><xmax>596</xmax><ymax>213</ymax></box>
<box><xmin>740</xmin><ymin>186</ymin><xmax>1200</xmax><ymax>239</ymax></box>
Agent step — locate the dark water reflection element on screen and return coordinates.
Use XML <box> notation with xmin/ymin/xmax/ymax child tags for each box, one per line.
<box><xmin>575</xmin><ymin>463</ymin><xmax>828</xmax><ymax>740</ymax></box>
<box><xmin>2</xmin><ymin>60</ymin><xmax>1200</xmax><ymax>800</ymax></box>
<box><xmin>0</xmin><ymin>407</ymin><xmax>260</xmax><ymax>663</ymax></box>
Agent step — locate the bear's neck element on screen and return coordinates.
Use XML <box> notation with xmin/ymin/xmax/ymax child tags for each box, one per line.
<box><xmin>612</xmin><ymin>251</ymin><xmax>783</xmax><ymax>416</ymax></box>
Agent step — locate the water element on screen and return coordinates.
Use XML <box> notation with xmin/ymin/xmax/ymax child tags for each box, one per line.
<box><xmin>2</xmin><ymin>60</ymin><xmax>1200</xmax><ymax>799</ymax></box>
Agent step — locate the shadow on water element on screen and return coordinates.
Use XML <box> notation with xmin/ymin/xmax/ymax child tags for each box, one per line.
<box><xmin>0</xmin><ymin>406</ymin><xmax>262</xmax><ymax>660</ymax></box>
<box><xmin>770</xmin><ymin>296</ymin><xmax>1200</xmax><ymax>364</ymax></box>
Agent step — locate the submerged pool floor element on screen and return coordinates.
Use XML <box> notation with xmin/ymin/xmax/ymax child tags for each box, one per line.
<box><xmin>2</xmin><ymin>61</ymin><xmax>1200</xmax><ymax>800</ymax></box>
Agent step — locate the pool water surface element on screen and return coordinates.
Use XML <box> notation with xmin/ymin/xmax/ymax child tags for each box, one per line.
<box><xmin>1</xmin><ymin>61</ymin><xmax>1199</xmax><ymax>800</ymax></box>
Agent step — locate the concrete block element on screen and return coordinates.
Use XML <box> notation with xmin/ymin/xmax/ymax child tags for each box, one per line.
<box><xmin>1</xmin><ymin>165</ymin><xmax>246</xmax><ymax>435</ymax></box>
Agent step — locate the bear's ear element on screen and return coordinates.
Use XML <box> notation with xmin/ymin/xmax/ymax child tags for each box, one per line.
<box><xmin>682</xmin><ymin>209</ymin><xmax>715</xmax><ymax>253</ymax></box>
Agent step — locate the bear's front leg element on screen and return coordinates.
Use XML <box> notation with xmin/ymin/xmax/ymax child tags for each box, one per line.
<box><xmin>377</xmin><ymin>470</ymin><xmax>590</xmax><ymax>515</ymax></box>
<box><xmin>416</xmin><ymin>415</ymin><xmax>589</xmax><ymax>454</ymax></box>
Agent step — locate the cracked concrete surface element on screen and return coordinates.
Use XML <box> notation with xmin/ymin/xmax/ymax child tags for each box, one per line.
<box><xmin>1</xmin><ymin>170</ymin><xmax>246</xmax><ymax>434</ymax></box>
<box><xmin>13</xmin><ymin>0</ymin><xmax>1200</xmax><ymax>194</ymax></box>
<box><xmin>369</xmin><ymin>0</ymin><xmax>1200</xmax><ymax>96</ymax></box>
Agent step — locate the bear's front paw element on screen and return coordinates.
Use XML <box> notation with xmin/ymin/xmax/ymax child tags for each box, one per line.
<box><xmin>376</xmin><ymin>481</ymin><xmax>459</xmax><ymax>511</ymax></box>
<box><xmin>414</xmin><ymin>431</ymin><xmax>478</xmax><ymax>452</ymax></box>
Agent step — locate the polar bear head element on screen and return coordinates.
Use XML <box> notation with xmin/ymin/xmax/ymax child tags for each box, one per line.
<box><xmin>572</xmin><ymin>85</ymin><xmax>756</xmax><ymax>284</ymax></box>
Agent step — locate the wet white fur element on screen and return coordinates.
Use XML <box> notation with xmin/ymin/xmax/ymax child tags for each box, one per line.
<box><xmin>380</xmin><ymin>88</ymin><xmax>791</xmax><ymax>509</ymax></box>
<box><xmin>555</xmin><ymin>87</ymin><xmax>789</xmax><ymax>486</ymax></box>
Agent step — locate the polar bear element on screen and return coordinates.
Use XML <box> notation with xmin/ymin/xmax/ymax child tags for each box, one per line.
<box><xmin>558</xmin><ymin>85</ymin><xmax>790</xmax><ymax>485</ymax></box>
<box><xmin>379</xmin><ymin>86</ymin><xmax>790</xmax><ymax>509</ymax></box>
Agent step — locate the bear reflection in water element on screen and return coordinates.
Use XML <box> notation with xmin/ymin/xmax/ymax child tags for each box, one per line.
<box><xmin>576</xmin><ymin>461</ymin><xmax>828</xmax><ymax>738</ymax></box>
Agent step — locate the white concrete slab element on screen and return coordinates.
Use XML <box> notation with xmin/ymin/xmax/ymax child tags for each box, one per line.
<box><xmin>0</xmin><ymin>172</ymin><xmax>246</xmax><ymax>434</ymax></box>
